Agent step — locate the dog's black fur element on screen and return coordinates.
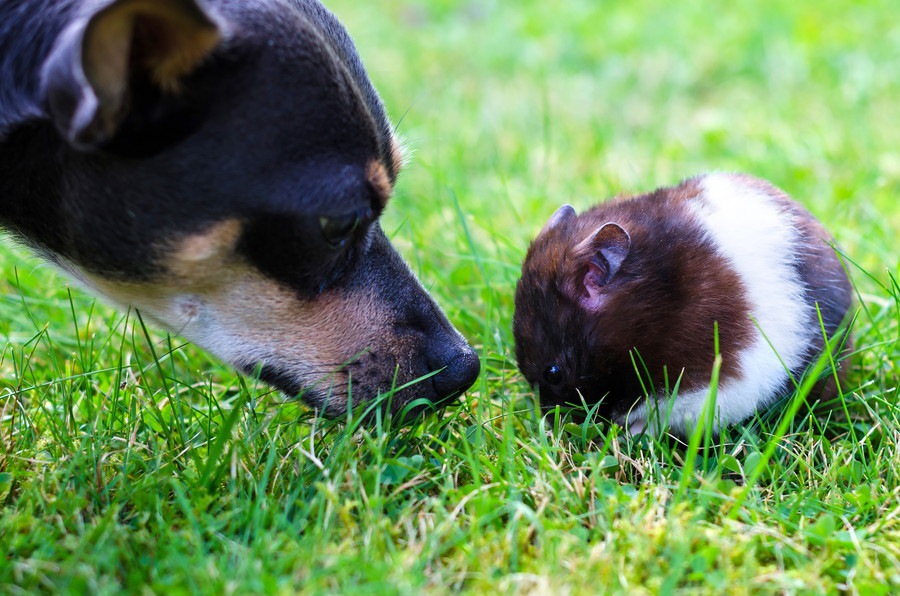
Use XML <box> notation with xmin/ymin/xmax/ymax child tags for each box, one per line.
<box><xmin>0</xmin><ymin>0</ymin><xmax>479</xmax><ymax>418</ymax></box>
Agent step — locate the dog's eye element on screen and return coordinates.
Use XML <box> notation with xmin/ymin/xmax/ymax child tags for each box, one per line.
<box><xmin>319</xmin><ymin>211</ymin><xmax>365</xmax><ymax>247</ymax></box>
<box><xmin>543</xmin><ymin>364</ymin><xmax>563</xmax><ymax>386</ymax></box>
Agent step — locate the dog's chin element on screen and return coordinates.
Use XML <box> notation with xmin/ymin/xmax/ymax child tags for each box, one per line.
<box><xmin>250</xmin><ymin>364</ymin><xmax>463</xmax><ymax>423</ymax></box>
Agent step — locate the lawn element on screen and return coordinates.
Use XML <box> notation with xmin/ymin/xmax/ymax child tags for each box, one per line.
<box><xmin>2</xmin><ymin>0</ymin><xmax>900</xmax><ymax>593</ymax></box>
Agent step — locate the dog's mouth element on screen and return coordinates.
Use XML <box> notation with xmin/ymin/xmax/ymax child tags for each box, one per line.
<box><xmin>246</xmin><ymin>346</ymin><xmax>479</xmax><ymax>421</ymax></box>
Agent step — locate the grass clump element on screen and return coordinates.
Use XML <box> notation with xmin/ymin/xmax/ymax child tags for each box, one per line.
<box><xmin>2</xmin><ymin>0</ymin><xmax>900</xmax><ymax>593</ymax></box>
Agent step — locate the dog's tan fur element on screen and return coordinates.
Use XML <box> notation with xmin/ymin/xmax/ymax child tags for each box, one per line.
<box><xmin>366</xmin><ymin>160</ymin><xmax>393</xmax><ymax>209</ymax></box>
<box><xmin>76</xmin><ymin>219</ymin><xmax>403</xmax><ymax>410</ymax></box>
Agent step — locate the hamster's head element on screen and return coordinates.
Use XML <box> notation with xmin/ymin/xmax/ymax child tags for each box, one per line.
<box><xmin>513</xmin><ymin>204</ymin><xmax>643</xmax><ymax>416</ymax></box>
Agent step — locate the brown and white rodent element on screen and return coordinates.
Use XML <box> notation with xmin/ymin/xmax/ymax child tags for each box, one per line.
<box><xmin>513</xmin><ymin>173</ymin><xmax>853</xmax><ymax>436</ymax></box>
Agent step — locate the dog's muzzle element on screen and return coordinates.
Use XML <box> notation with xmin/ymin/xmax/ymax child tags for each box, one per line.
<box><xmin>428</xmin><ymin>341</ymin><xmax>481</xmax><ymax>407</ymax></box>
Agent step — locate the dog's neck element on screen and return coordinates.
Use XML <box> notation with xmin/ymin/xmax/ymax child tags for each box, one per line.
<box><xmin>0</xmin><ymin>0</ymin><xmax>78</xmax><ymax>136</ymax></box>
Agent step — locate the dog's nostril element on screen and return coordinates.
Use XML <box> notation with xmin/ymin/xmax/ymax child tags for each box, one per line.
<box><xmin>430</xmin><ymin>345</ymin><xmax>480</xmax><ymax>406</ymax></box>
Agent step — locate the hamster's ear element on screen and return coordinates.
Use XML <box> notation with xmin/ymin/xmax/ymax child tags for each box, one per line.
<box><xmin>571</xmin><ymin>222</ymin><xmax>630</xmax><ymax>309</ymax></box>
<box><xmin>41</xmin><ymin>0</ymin><xmax>222</xmax><ymax>150</ymax></box>
<box><xmin>539</xmin><ymin>204</ymin><xmax>577</xmax><ymax>236</ymax></box>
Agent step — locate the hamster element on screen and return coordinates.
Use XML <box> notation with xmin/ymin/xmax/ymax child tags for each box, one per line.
<box><xmin>513</xmin><ymin>173</ymin><xmax>853</xmax><ymax>436</ymax></box>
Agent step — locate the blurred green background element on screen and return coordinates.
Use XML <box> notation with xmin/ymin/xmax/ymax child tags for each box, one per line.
<box><xmin>335</xmin><ymin>0</ymin><xmax>898</xmax><ymax>286</ymax></box>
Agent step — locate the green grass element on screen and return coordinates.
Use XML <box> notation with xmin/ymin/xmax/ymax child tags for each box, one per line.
<box><xmin>3</xmin><ymin>0</ymin><xmax>900</xmax><ymax>593</ymax></box>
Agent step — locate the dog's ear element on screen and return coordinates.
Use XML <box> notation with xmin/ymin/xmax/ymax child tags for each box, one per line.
<box><xmin>41</xmin><ymin>0</ymin><xmax>223</xmax><ymax>150</ymax></box>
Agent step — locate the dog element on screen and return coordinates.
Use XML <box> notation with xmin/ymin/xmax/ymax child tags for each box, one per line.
<box><xmin>0</xmin><ymin>0</ymin><xmax>480</xmax><ymax>419</ymax></box>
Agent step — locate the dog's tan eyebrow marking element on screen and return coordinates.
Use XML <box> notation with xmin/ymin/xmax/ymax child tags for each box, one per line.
<box><xmin>367</xmin><ymin>159</ymin><xmax>393</xmax><ymax>208</ymax></box>
<box><xmin>388</xmin><ymin>135</ymin><xmax>405</xmax><ymax>176</ymax></box>
<box><xmin>166</xmin><ymin>218</ymin><xmax>243</xmax><ymax>282</ymax></box>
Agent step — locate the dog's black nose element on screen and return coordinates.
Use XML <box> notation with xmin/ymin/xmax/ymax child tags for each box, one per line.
<box><xmin>430</xmin><ymin>344</ymin><xmax>480</xmax><ymax>406</ymax></box>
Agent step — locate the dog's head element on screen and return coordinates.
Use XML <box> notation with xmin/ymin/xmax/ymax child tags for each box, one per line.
<box><xmin>7</xmin><ymin>0</ymin><xmax>479</xmax><ymax>417</ymax></box>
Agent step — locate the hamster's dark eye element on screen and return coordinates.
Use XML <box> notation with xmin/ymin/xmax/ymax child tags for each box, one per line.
<box><xmin>320</xmin><ymin>209</ymin><xmax>368</xmax><ymax>247</ymax></box>
<box><xmin>543</xmin><ymin>364</ymin><xmax>563</xmax><ymax>386</ymax></box>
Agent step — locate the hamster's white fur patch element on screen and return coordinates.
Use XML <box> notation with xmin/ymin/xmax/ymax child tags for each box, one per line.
<box><xmin>623</xmin><ymin>173</ymin><xmax>813</xmax><ymax>435</ymax></box>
